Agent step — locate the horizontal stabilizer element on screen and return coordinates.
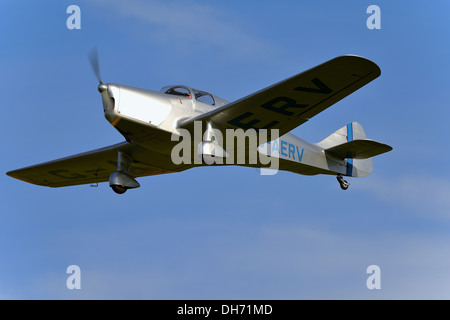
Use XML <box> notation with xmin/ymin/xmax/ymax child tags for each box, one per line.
<box><xmin>325</xmin><ymin>139</ymin><xmax>393</xmax><ymax>159</ymax></box>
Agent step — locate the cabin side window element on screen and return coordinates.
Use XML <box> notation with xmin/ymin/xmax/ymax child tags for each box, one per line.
<box><xmin>193</xmin><ymin>90</ymin><xmax>215</xmax><ymax>105</ymax></box>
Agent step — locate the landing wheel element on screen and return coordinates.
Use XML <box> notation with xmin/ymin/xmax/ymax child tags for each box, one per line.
<box><xmin>111</xmin><ymin>185</ymin><xmax>127</xmax><ymax>194</ymax></box>
<box><xmin>339</xmin><ymin>182</ymin><xmax>349</xmax><ymax>190</ymax></box>
<box><xmin>201</xmin><ymin>154</ymin><xmax>215</xmax><ymax>164</ymax></box>
<box><xmin>336</xmin><ymin>175</ymin><xmax>350</xmax><ymax>191</ymax></box>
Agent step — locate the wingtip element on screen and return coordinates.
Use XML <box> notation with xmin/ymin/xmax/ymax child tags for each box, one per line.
<box><xmin>6</xmin><ymin>169</ymin><xmax>37</xmax><ymax>185</ymax></box>
<box><xmin>335</xmin><ymin>54</ymin><xmax>381</xmax><ymax>76</ymax></box>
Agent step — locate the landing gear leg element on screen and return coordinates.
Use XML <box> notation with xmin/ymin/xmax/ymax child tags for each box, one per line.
<box><xmin>109</xmin><ymin>152</ymin><xmax>140</xmax><ymax>194</ymax></box>
<box><xmin>336</xmin><ymin>174</ymin><xmax>350</xmax><ymax>190</ymax></box>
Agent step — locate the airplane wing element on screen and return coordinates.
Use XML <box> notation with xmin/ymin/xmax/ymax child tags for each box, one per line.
<box><xmin>180</xmin><ymin>55</ymin><xmax>381</xmax><ymax>138</ymax></box>
<box><xmin>6</xmin><ymin>142</ymin><xmax>187</xmax><ymax>188</ymax></box>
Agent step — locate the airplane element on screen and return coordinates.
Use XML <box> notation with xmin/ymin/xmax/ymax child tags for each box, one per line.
<box><xmin>6</xmin><ymin>52</ymin><xmax>392</xmax><ymax>194</ymax></box>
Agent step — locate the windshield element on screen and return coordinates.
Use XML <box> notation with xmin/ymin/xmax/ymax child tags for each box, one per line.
<box><xmin>161</xmin><ymin>86</ymin><xmax>215</xmax><ymax>105</ymax></box>
<box><xmin>161</xmin><ymin>86</ymin><xmax>191</xmax><ymax>98</ymax></box>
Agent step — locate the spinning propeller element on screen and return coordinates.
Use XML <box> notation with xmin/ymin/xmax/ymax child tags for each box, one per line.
<box><xmin>88</xmin><ymin>47</ymin><xmax>108</xmax><ymax>92</ymax></box>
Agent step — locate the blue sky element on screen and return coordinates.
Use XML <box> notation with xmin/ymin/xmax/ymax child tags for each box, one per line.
<box><xmin>1</xmin><ymin>0</ymin><xmax>450</xmax><ymax>299</ymax></box>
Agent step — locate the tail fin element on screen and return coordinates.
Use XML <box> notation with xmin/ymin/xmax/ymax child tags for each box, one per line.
<box><xmin>317</xmin><ymin>122</ymin><xmax>392</xmax><ymax>177</ymax></box>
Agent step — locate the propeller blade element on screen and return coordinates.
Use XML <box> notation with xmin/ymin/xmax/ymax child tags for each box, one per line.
<box><xmin>88</xmin><ymin>47</ymin><xmax>102</xmax><ymax>84</ymax></box>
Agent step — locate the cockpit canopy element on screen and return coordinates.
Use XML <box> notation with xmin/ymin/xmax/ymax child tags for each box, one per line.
<box><xmin>161</xmin><ymin>85</ymin><xmax>216</xmax><ymax>106</ymax></box>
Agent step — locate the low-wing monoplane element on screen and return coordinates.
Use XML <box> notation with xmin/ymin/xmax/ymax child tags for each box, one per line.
<box><xmin>7</xmin><ymin>52</ymin><xmax>392</xmax><ymax>194</ymax></box>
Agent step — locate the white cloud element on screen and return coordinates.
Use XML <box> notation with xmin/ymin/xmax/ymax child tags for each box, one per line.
<box><xmin>23</xmin><ymin>220</ymin><xmax>450</xmax><ymax>299</ymax></box>
<box><xmin>94</xmin><ymin>0</ymin><xmax>278</xmax><ymax>60</ymax></box>
<box><xmin>359</xmin><ymin>174</ymin><xmax>450</xmax><ymax>220</ymax></box>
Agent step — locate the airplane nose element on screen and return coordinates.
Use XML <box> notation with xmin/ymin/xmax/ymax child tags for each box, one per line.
<box><xmin>98</xmin><ymin>83</ymin><xmax>108</xmax><ymax>93</ymax></box>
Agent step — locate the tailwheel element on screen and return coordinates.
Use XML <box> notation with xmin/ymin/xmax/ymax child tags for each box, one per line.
<box><xmin>336</xmin><ymin>174</ymin><xmax>350</xmax><ymax>190</ymax></box>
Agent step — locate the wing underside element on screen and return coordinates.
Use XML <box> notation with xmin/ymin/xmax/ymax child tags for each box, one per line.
<box><xmin>181</xmin><ymin>55</ymin><xmax>381</xmax><ymax>139</ymax></box>
<box><xmin>6</xmin><ymin>142</ymin><xmax>188</xmax><ymax>188</ymax></box>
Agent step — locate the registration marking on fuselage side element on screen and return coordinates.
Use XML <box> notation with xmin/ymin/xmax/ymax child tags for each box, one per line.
<box><xmin>258</xmin><ymin>139</ymin><xmax>304</xmax><ymax>162</ymax></box>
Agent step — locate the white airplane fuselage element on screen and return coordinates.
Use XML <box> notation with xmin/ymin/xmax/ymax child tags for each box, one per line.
<box><xmin>100</xmin><ymin>83</ymin><xmax>361</xmax><ymax>178</ymax></box>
